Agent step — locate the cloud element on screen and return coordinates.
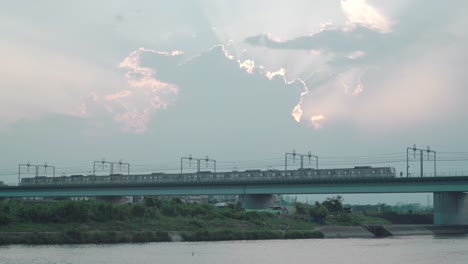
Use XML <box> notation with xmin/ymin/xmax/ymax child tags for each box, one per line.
<box><xmin>341</xmin><ymin>0</ymin><xmax>393</xmax><ymax>33</ymax></box>
<box><xmin>243</xmin><ymin>0</ymin><xmax>468</xmax><ymax>132</ymax></box>
<box><xmin>245</xmin><ymin>26</ymin><xmax>386</xmax><ymax>56</ymax></box>
<box><xmin>310</xmin><ymin>115</ymin><xmax>326</xmax><ymax>129</ymax></box>
<box><xmin>76</xmin><ymin>45</ymin><xmax>308</xmax><ymax>134</ymax></box>
<box><xmin>104</xmin><ymin>90</ymin><xmax>132</xmax><ymax>101</ymax></box>
<box><xmin>81</xmin><ymin>48</ymin><xmax>183</xmax><ymax>133</ymax></box>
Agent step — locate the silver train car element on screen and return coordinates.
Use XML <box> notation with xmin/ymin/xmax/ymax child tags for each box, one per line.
<box><xmin>20</xmin><ymin>166</ymin><xmax>396</xmax><ymax>186</ymax></box>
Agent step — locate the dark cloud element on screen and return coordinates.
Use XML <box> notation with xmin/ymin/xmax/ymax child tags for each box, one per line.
<box><xmin>245</xmin><ymin>1</ymin><xmax>468</xmax><ymax>67</ymax></box>
<box><xmin>144</xmin><ymin>45</ymin><xmax>303</xmax><ymax>132</ymax></box>
<box><xmin>245</xmin><ymin>26</ymin><xmax>386</xmax><ymax>54</ymax></box>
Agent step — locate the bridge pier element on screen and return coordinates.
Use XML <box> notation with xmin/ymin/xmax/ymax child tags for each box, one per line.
<box><xmin>239</xmin><ymin>194</ymin><xmax>276</xmax><ymax>209</ymax></box>
<box><xmin>96</xmin><ymin>196</ymin><xmax>129</xmax><ymax>204</ymax></box>
<box><xmin>434</xmin><ymin>192</ymin><xmax>468</xmax><ymax>225</ymax></box>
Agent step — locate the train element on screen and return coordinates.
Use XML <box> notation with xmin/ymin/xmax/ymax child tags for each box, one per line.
<box><xmin>20</xmin><ymin>166</ymin><xmax>396</xmax><ymax>186</ymax></box>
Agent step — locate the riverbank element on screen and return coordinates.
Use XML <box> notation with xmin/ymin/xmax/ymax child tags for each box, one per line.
<box><xmin>0</xmin><ymin>199</ymin><xmax>326</xmax><ymax>244</ymax></box>
<box><xmin>316</xmin><ymin>225</ymin><xmax>468</xmax><ymax>238</ymax></box>
<box><xmin>2</xmin><ymin>199</ymin><xmax>465</xmax><ymax>245</ymax></box>
<box><xmin>0</xmin><ymin>229</ymin><xmax>323</xmax><ymax>245</ymax></box>
<box><xmin>1</xmin><ymin>225</ymin><xmax>467</xmax><ymax>245</ymax></box>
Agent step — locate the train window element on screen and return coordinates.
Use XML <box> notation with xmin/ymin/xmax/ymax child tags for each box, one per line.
<box><xmin>380</xmin><ymin>170</ymin><xmax>384</xmax><ymax>173</ymax></box>
<box><xmin>260</xmin><ymin>173</ymin><xmax>264</xmax><ymax>176</ymax></box>
<box><xmin>272</xmin><ymin>173</ymin><xmax>276</xmax><ymax>176</ymax></box>
<box><xmin>247</xmin><ymin>174</ymin><xmax>251</xmax><ymax>177</ymax></box>
<box><xmin>357</xmin><ymin>171</ymin><xmax>361</xmax><ymax>174</ymax></box>
<box><xmin>328</xmin><ymin>171</ymin><xmax>331</xmax><ymax>175</ymax></box>
<box><xmin>281</xmin><ymin>173</ymin><xmax>285</xmax><ymax>176</ymax></box>
<box><xmin>287</xmin><ymin>172</ymin><xmax>291</xmax><ymax>176</ymax></box>
<box><xmin>372</xmin><ymin>170</ymin><xmax>375</xmax><ymax>174</ymax></box>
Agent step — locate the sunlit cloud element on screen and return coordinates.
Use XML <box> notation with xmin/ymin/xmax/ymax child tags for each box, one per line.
<box><xmin>104</xmin><ymin>90</ymin><xmax>132</xmax><ymax>101</ymax></box>
<box><xmin>239</xmin><ymin>59</ymin><xmax>255</xmax><ymax>74</ymax></box>
<box><xmin>218</xmin><ymin>45</ymin><xmax>309</xmax><ymax>123</ymax></box>
<box><xmin>341</xmin><ymin>0</ymin><xmax>393</xmax><ymax>33</ymax></box>
<box><xmin>347</xmin><ymin>50</ymin><xmax>365</xmax><ymax>60</ymax></box>
<box><xmin>310</xmin><ymin>115</ymin><xmax>326</xmax><ymax>129</ymax></box>
<box><xmin>108</xmin><ymin>48</ymin><xmax>182</xmax><ymax>133</ymax></box>
<box><xmin>266</xmin><ymin>68</ymin><xmax>286</xmax><ymax>80</ymax></box>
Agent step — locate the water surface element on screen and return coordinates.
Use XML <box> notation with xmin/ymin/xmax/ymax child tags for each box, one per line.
<box><xmin>1</xmin><ymin>236</ymin><xmax>467</xmax><ymax>264</ymax></box>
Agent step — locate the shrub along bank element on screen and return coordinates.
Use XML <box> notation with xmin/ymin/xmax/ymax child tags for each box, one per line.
<box><xmin>0</xmin><ymin>198</ymin><xmax>321</xmax><ymax>244</ymax></box>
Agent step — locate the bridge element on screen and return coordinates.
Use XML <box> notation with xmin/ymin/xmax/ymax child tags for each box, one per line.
<box><xmin>1</xmin><ymin>176</ymin><xmax>468</xmax><ymax>225</ymax></box>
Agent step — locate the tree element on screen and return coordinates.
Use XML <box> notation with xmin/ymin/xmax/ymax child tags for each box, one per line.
<box><xmin>309</xmin><ymin>204</ymin><xmax>328</xmax><ymax>219</ymax></box>
<box><xmin>144</xmin><ymin>196</ymin><xmax>162</xmax><ymax>208</ymax></box>
<box><xmin>321</xmin><ymin>195</ymin><xmax>344</xmax><ymax>213</ymax></box>
<box><xmin>295</xmin><ymin>202</ymin><xmax>309</xmax><ymax>214</ymax></box>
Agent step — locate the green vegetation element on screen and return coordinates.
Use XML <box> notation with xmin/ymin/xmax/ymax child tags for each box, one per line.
<box><xmin>0</xmin><ymin>198</ymin><xmax>321</xmax><ymax>244</ymax></box>
<box><xmin>294</xmin><ymin>195</ymin><xmax>391</xmax><ymax>226</ymax></box>
<box><xmin>346</xmin><ymin>203</ymin><xmax>432</xmax><ymax>214</ymax></box>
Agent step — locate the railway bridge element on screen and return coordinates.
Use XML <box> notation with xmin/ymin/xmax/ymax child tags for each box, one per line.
<box><xmin>1</xmin><ymin>176</ymin><xmax>468</xmax><ymax>225</ymax></box>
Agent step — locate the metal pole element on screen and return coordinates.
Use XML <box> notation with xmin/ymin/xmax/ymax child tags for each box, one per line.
<box><xmin>18</xmin><ymin>164</ymin><xmax>20</xmax><ymax>185</ymax></box>
<box><xmin>434</xmin><ymin>151</ymin><xmax>437</xmax><ymax>177</ymax></box>
<box><xmin>93</xmin><ymin>161</ymin><xmax>98</xmax><ymax>175</ymax></box>
<box><xmin>284</xmin><ymin>153</ymin><xmax>288</xmax><ymax>172</ymax></box>
<box><xmin>420</xmin><ymin>149</ymin><xmax>423</xmax><ymax>177</ymax></box>
<box><xmin>406</xmin><ymin>148</ymin><xmax>409</xmax><ymax>177</ymax></box>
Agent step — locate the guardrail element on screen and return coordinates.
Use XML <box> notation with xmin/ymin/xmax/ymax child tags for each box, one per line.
<box><xmin>406</xmin><ymin>172</ymin><xmax>468</xmax><ymax>178</ymax></box>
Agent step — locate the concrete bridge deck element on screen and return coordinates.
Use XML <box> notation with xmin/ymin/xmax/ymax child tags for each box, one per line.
<box><xmin>1</xmin><ymin>176</ymin><xmax>468</xmax><ymax>197</ymax></box>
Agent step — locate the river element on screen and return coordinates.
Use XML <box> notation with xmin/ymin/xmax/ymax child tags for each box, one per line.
<box><xmin>1</xmin><ymin>236</ymin><xmax>467</xmax><ymax>264</ymax></box>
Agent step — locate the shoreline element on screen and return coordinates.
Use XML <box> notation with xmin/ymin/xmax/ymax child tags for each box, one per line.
<box><xmin>316</xmin><ymin>224</ymin><xmax>468</xmax><ymax>238</ymax></box>
<box><xmin>1</xmin><ymin>225</ymin><xmax>467</xmax><ymax>245</ymax></box>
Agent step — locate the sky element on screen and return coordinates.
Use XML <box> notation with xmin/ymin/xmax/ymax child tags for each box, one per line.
<box><xmin>1</xmin><ymin>0</ymin><xmax>468</xmax><ymax>204</ymax></box>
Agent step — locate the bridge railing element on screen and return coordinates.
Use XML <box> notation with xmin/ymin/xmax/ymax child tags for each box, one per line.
<box><xmin>407</xmin><ymin>171</ymin><xmax>468</xmax><ymax>177</ymax></box>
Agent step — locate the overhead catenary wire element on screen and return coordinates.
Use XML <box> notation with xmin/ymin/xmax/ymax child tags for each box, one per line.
<box><xmin>2</xmin><ymin>152</ymin><xmax>468</xmax><ymax>179</ymax></box>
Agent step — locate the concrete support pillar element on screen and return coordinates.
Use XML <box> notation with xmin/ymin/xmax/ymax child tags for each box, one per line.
<box><xmin>239</xmin><ymin>194</ymin><xmax>275</xmax><ymax>209</ymax></box>
<box><xmin>96</xmin><ymin>196</ymin><xmax>129</xmax><ymax>204</ymax></box>
<box><xmin>434</xmin><ymin>192</ymin><xmax>468</xmax><ymax>225</ymax></box>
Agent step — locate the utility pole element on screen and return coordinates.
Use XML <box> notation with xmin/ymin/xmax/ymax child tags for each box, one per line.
<box><xmin>18</xmin><ymin>162</ymin><xmax>38</xmax><ymax>185</ymax></box>
<box><xmin>37</xmin><ymin>162</ymin><xmax>56</xmax><ymax>177</ymax></box>
<box><xmin>180</xmin><ymin>155</ymin><xmax>216</xmax><ymax>180</ymax></box>
<box><xmin>93</xmin><ymin>159</ymin><xmax>112</xmax><ymax>175</ymax></box>
<box><xmin>285</xmin><ymin>150</ymin><xmax>319</xmax><ymax>174</ymax></box>
<box><xmin>425</xmin><ymin>146</ymin><xmax>437</xmax><ymax>177</ymax></box>
<box><xmin>406</xmin><ymin>145</ymin><xmax>437</xmax><ymax>177</ymax></box>
<box><xmin>111</xmin><ymin>160</ymin><xmax>130</xmax><ymax>175</ymax></box>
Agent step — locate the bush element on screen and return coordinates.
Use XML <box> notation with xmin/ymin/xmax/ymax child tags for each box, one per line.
<box><xmin>0</xmin><ymin>213</ymin><xmax>10</xmax><ymax>225</ymax></box>
<box><xmin>131</xmin><ymin>205</ymin><xmax>146</xmax><ymax>218</ymax></box>
<box><xmin>63</xmin><ymin>229</ymin><xmax>83</xmax><ymax>243</ymax></box>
